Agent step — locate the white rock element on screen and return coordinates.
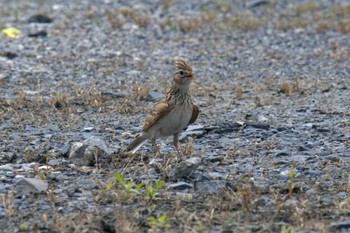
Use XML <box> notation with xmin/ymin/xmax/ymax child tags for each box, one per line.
<box><xmin>0</xmin><ymin>164</ymin><xmax>13</xmax><ymax>171</ymax></box>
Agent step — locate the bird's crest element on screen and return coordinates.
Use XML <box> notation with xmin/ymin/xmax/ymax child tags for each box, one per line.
<box><xmin>175</xmin><ymin>58</ymin><xmax>192</xmax><ymax>73</ymax></box>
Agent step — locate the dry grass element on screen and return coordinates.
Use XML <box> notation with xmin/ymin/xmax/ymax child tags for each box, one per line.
<box><xmin>133</xmin><ymin>84</ymin><xmax>150</xmax><ymax>101</ymax></box>
<box><xmin>276</xmin><ymin>16</ymin><xmax>309</xmax><ymax>31</ymax></box>
<box><xmin>41</xmin><ymin>212</ymin><xmax>103</xmax><ymax>233</ymax></box>
<box><xmin>205</xmin><ymin>2</ymin><xmax>348</xmax><ymax>34</ymax></box>
<box><xmin>279</xmin><ymin>80</ymin><xmax>293</xmax><ymax>96</ymax></box>
<box><xmin>50</xmin><ymin>92</ymin><xmax>72</xmax><ymax>110</ymax></box>
<box><xmin>131</xmin><ymin>13</ymin><xmax>150</xmax><ymax>28</ymax></box>
<box><xmin>118</xmin><ymin>7</ymin><xmax>150</xmax><ymax>28</ymax></box>
<box><xmin>292</xmin><ymin>2</ymin><xmax>321</xmax><ymax>15</ymax></box>
<box><xmin>23</xmin><ymin>147</ymin><xmax>41</xmax><ymax>163</ymax></box>
<box><xmin>279</xmin><ymin>79</ymin><xmax>306</xmax><ymax>96</ymax></box>
<box><xmin>181</xmin><ymin>137</ymin><xmax>195</xmax><ymax>157</ymax></box>
<box><xmin>162</xmin><ymin>0</ymin><xmax>174</xmax><ymax>9</ymax></box>
<box><xmin>255</xmin><ymin>96</ymin><xmax>265</xmax><ymax>107</ymax></box>
<box><xmin>178</xmin><ymin>17</ymin><xmax>204</xmax><ymax>32</ymax></box>
<box><xmin>85</xmin><ymin>5</ymin><xmax>98</xmax><ymax>19</ymax></box>
<box><xmin>222</xmin><ymin>12</ymin><xmax>261</xmax><ymax>31</ymax></box>
<box><xmin>14</xmin><ymin>90</ymin><xmax>27</xmax><ymax>109</ymax></box>
<box><xmin>0</xmin><ymin>191</ymin><xmax>17</xmax><ymax>217</ymax></box>
<box><xmin>106</xmin><ymin>10</ymin><xmax>124</xmax><ymax>29</ymax></box>
<box><xmin>112</xmin><ymin>2</ymin><xmax>349</xmax><ymax>33</ymax></box>
<box><xmin>235</xmin><ymin>84</ymin><xmax>243</xmax><ymax>100</ymax></box>
<box><xmin>75</xmin><ymin>86</ymin><xmax>104</xmax><ymax>109</ymax></box>
<box><xmin>317</xmin><ymin>19</ymin><xmax>350</xmax><ymax>34</ymax></box>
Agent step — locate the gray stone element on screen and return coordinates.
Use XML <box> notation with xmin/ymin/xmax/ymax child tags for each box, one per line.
<box><xmin>148</xmin><ymin>91</ymin><xmax>163</xmax><ymax>101</ymax></box>
<box><xmin>69</xmin><ymin>136</ymin><xmax>111</xmax><ymax>166</ymax></box>
<box><xmin>15</xmin><ymin>178</ymin><xmax>48</xmax><ymax>194</ymax></box>
<box><xmin>55</xmin><ymin>174</ymin><xmax>68</xmax><ymax>182</ymax></box>
<box><xmin>60</xmin><ymin>144</ymin><xmax>70</xmax><ymax>158</ymax></box>
<box><xmin>205</xmin><ymin>154</ymin><xmax>223</xmax><ymax>163</ymax></box>
<box><xmin>186</xmin><ymin>125</ymin><xmax>204</xmax><ymax>131</ymax></box>
<box><xmin>329</xmin><ymin>221</ymin><xmax>350</xmax><ymax>232</ymax></box>
<box><xmin>5</xmin><ymin>171</ymin><xmax>16</xmax><ymax>178</ymax></box>
<box><xmin>179</xmin><ymin>130</ymin><xmax>205</xmax><ymax>141</ymax></box>
<box><xmin>256</xmin><ymin>196</ymin><xmax>275</xmax><ymax>207</ymax></box>
<box><xmin>171</xmin><ymin>157</ymin><xmax>201</xmax><ymax>178</ymax></box>
<box><xmin>246</xmin><ymin>0</ymin><xmax>271</xmax><ymax>8</ymax></box>
<box><xmin>179</xmin><ymin>124</ymin><xmax>206</xmax><ymax>141</ymax></box>
<box><xmin>125</xmin><ymin>70</ymin><xmax>141</xmax><ymax>76</ymax></box>
<box><xmin>0</xmin><ymin>183</ymin><xmax>11</xmax><ymax>191</ymax></box>
<box><xmin>195</xmin><ymin>180</ymin><xmax>227</xmax><ymax>194</ymax></box>
<box><xmin>337</xmin><ymin>192</ymin><xmax>347</xmax><ymax>199</ymax></box>
<box><xmin>77</xmin><ymin>179</ymin><xmax>99</xmax><ymax>190</ymax></box>
<box><xmin>83</xmin><ymin>136</ymin><xmax>111</xmax><ymax>154</ymax></box>
<box><xmin>306</xmin><ymin>188</ymin><xmax>316</xmax><ymax>196</ymax></box>
<box><xmin>69</xmin><ymin>143</ymin><xmax>91</xmax><ymax>166</ymax></box>
<box><xmin>101</xmin><ymin>91</ymin><xmax>128</xmax><ymax>98</ymax></box>
<box><xmin>168</xmin><ymin>182</ymin><xmax>193</xmax><ymax>191</ymax></box>
<box><xmin>48</xmin><ymin>159</ymin><xmax>60</xmax><ymax>166</ymax></box>
<box><xmin>207</xmin><ymin>172</ymin><xmax>225</xmax><ymax>179</ymax></box>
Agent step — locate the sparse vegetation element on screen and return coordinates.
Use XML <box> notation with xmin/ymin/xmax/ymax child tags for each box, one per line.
<box><xmin>0</xmin><ymin>191</ymin><xmax>17</xmax><ymax>217</ymax></box>
<box><xmin>181</xmin><ymin>137</ymin><xmax>195</xmax><ymax>157</ymax></box>
<box><xmin>278</xmin><ymin>79</ymin><xmax>306</xmax><ymax>96</ymax></box>
<box><xmin>0</xmin><ymin>1</ymin><xmax>349</xmax><ymax>233</ymax></box>
<box><xmin>287</xmin><ymin>166</ymin><xmax>296</xmax><ymax>199</ymax></box>
<box><xmin>178</xmin><ymin>17</ymin><xmax>204</xmax><ymax>32</ymax></box>
<box><xmin>115</xmin><ymin>172</ymin><xmax>144</xmax><ymax>196</ymax></box>
<box><xmin>106</xmin><ymin>10</ymin><xmax>124</xmax><ymax>29</ymax></box>
<box><xmin>222</xmin><ymin>12</ymin><xmax>261</xmax><ymax>31</ymax></box>
<box><xmin>279</xmin><ymin>80</ymin><xmax>293</xmax><ymax>96</ymax></box>
<box><xmin>145</xmin><ymin>180</ymin><xmax>165</xmax><ymax>202</ymax></box>
<box><xmin>149</xmin><ymin>214</ymin><xmax>170</xmax><ymax>231</ymax></box>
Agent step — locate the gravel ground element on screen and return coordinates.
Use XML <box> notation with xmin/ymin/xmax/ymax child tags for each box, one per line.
<box><xmin>0</xmin><ymin>0</ymin><xmax>350</xmax><ymax>232</ymax></box>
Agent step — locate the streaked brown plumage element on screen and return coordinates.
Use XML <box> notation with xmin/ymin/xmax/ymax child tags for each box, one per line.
<box><xmin>126</xmin><ymin>58</ymin><xmax>199</xmax><ymax>157</ymax></box>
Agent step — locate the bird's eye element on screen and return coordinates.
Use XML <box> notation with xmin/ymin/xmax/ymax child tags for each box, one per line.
<box><xmin>179</xmin><ymin>71</ymin><xmax>184</xmax><ymax>76</ymax></box>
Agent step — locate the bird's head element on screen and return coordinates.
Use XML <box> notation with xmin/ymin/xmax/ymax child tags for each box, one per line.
<box><xmin>173</xmin><ymin>58</ymin><xmax>193</xmax><ymax>87</ymax></box>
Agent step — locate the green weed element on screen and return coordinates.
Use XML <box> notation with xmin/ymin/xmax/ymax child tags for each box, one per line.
<box><xmin>149</xmin><ymin>213</ymin><xmax>169</xmax><ymax>230</ymax></box>
<box><xmin>115</xmin><ymin>172</ymin><xmax>144</xmax><ymax>195</ymax></box>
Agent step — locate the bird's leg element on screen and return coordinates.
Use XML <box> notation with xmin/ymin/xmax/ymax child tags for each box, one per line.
<box><xmin>151</xmin><ymin>138</ymin><xmax>161</xmax><ymax>157</ymax></box>
<box><xmin>173</xmin><ymin>133</ymin><xmax>182</xmax><ymax>160</ymax></box>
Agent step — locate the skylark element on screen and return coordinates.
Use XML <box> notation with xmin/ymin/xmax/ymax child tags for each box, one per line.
<box><xmin>126</xmin><ymin>58</ymin><xmax>199</xmax><ymax>157</ymax></box>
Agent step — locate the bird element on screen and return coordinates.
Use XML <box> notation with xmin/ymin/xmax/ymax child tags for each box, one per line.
<box><xmin>126</xmin><ymin>58</ymin><xmax>199</xmax><ymax>158</ymax></box>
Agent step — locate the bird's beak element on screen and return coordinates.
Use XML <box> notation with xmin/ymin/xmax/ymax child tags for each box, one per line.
<box><xmin>187</xmin><ymin>73</ymin><xmax>194</xmax><ymax>79</ymax></box>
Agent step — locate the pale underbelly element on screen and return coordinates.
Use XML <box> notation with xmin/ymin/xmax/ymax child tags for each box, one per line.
<box><xmin>152</xmin><ymin>109</ymin><xmax>192</xmax><ymax>137</ymax></box>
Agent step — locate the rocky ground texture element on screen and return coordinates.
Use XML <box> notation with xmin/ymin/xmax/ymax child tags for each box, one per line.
<box><xmin>0</xmin><ymin>0</ymin><xmax>350</xmax><ymax>232</ymax></box>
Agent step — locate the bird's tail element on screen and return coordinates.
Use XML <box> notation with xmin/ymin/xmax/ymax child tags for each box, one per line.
<box><xmin>126</xmin><ymin>133</ymin><xmax>148</xmax><ymax>154</ymax></box>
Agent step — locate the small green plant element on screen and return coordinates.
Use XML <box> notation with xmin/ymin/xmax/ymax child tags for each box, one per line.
<box><xmin>162</xmin><ymin>0</ymin><xmax>174</xmax><ymax>9</ymax></box>
<box><xmin>281</xmin><ymin>225</ymin><xmax>300</xmax><ymax>233</ymax></box>
<box><xmin>145</xmin><ymin>180</ymin><xmax>165</xmax><ymax>201</ymax></box>
<box><xmin>149</xmin><ymin>214</ymin><xmax>169</xmax><ymax>230</ymax></box>
<box><xmin>18</xmin><ymin>223</ymin><xmax>29</xmax><ymax>232</ymax></box>
<box><xmin>159</xmin><ymin>82</ymin><xmax>168</xmax><ymax>91</ymax></box>
<box><xmin>115</xmin><ymin>172</ymin><xmax>144</xmax><ymax>195</ymax></box>
<box><xmin>287</xmin><ymin>166</ymin><xmax>296</xmax><ymax>199</ymax></box>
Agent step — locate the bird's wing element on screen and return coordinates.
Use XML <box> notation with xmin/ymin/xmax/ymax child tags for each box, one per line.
<box><xmin>143</xmin><ymin>100</ymin><xmax>172</xmax><ymax>131</ymax></box>
<box><xmin>188</xmin><ymin>104</ymin><xmax>199</xmax><ymax>125</ymax></box>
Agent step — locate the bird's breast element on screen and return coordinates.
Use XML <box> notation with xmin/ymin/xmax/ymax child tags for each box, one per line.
<box><xmin>157</xmin><ymin>104</ymin><xmax>193</xmax><ymax>137</ymax></box>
